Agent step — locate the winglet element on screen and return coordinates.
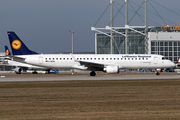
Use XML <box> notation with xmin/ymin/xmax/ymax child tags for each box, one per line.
<box><xmin>70</xmin><ymin>53</ymin><xmax>78</xmax><ymax>62</ymax></box>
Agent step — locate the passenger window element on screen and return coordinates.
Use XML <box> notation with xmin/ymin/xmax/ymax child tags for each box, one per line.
<box><xmin>56</xmin><ymin>58</ymin><xmax>58</xmax><ymax>60</ymax></box>
<box><xmin>114</xmin><ymin>58</ymin><xmax>116</xmax><ymax>60</ymax></box>
<box><xmin>106</xmin><ymin>58</ymin><xmax>108</xmax><ymax>60</ymax></box>
<box><xmin>121</xmin><ymin>58</ymin><xmax>123</xmax><ymax>60</ymax></box>
<box><xmin>63</xmin><ymin>58</ymin><xmax>65</xmax><ymax>60</ymax></box>
<box><xmin>67</xmin><ymin>58</ymin><xmax>69</xmax><ymax>60</ymax></box>
<box><xmin>128</xmin><ymin>58</ymin><xmax>130</xmax><ymax>60</ymax></box>
<box><xmin>49</xmin><ymin>58</ymin><xmax>51</xmax><ymax>60</ymax></box>
<box><xmin>87</xmin><ymin>58</ymin><xmax>89</xmax><ymax>60</ymax></box>
<box><xmin>146</xmin><ymin>58</ymin><xmax>148</xmax><ymax>60</ymax></box>
<box><xmin>60</xmin><ymin>58</ymin><xmax>61</xmax><ymax>60</ymax></box>
<box><xmin>135</xmin><ymin>58</ymin><xmax>137</xmax><ymax>60</ymax></box>
<box><xmin>139</xmin><ymin>58</ymin><xmax>141</xmax><ymax>60</ymax></box>
<box><xmin>98</xmin><ymin>58</ymin><xmax>100</xmax><ymax>60</ymax></box>
<box><xmin>94</xmin><ymin>58</ymin><xmax>96</xmax><ymax>60</ymax></box>
<box><xmin>132</xmin><ymin>58</ymin><xmax>133</xmax><ymax>60</ymax></box>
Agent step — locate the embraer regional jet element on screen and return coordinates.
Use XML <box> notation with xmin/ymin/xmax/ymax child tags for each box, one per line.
<box><xmin>7</xmin><ymin>31</ymin><xmax>175</xmax><ymax>76</ymax></box>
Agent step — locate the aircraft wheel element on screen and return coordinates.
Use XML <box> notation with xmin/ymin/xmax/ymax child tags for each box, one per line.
<box><xmin>90</xmin><ymin>71</ymin><xmax>96</xmax><ymax>76</ymax></box>
<box><xmin>32</xmin><ymin>71</ymin><xmax>38</xmax><ymax>74</ymax></box>
<box><xmin>156</xmin><ymin>71</ymin><xmax>160</xmax><ymax>75</ymax></box>
<box><xmin>16</xmin><ymin>72</ymin><xmax>21</xmax><ymax>74</ymax></box>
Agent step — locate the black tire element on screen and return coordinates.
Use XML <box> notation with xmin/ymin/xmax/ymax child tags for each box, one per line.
<box><xmin>90</xmin><ymin>71</ymin><xmax>96</xmax><ymax>76</ymax></box>
<box><xmin>32</xmin><ymin>71</ymin><xmax>38</xmax><ymax>74</ymax></box>
<box><xmin>156</xmin><ymin>71</ymin><xmax>160</xmax><ymax>75</ymax></box>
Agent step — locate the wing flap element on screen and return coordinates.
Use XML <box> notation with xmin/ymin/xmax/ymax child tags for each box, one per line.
<box><xmin>79</xmin><ymin>61</ymin><xmax>104</xmax><ymax>68</ymax></box>
<box><xmin>79</xmin><ymin>61</ymin><xmax>104</xmax><ymax>71</ymax></box>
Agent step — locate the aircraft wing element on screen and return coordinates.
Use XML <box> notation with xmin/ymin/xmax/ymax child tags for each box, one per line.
<box><xmin>70</xmin><ymin>54</ymin><xmax>104</xmax><ymax>71</ymax></box>
<box><xmin>79</xmin><ymin>61</ymin><xmax>104</xmax><ymax>71</ymax></box>
<box><xmin>70</xmin><ymin>54</ymin><xmax>122</xmax><ymax>71</ymax></box>
<box><xmin>76</xmin><ymin>60</ymin><xmax>123</xmax><ymax>71</ymax></box>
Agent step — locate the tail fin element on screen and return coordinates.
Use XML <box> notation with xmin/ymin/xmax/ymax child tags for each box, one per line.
<box><xmin>4</xmin><ymin>45</ymin><xmax>11</xmax><ymax>56</ymax></box>
<box><xmin>7</xmin><ymin>31</ymin><xmax>39</xmax><ymax>55</ymax></box>
<box><xmin>178</xmin><ymin>57</ymin><xmax>180</xmax><ymax>63</ymax></box>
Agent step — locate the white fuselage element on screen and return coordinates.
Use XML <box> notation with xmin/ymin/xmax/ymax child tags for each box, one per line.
<box><xmin>5</xmin><ymin>59</ymin><xmax>49</xmax><ymax>70</ymax></box>
<box><xmin>14</xmin><ymin>54</ymin><xmax>175</xmax><ymax>70</ymax></box>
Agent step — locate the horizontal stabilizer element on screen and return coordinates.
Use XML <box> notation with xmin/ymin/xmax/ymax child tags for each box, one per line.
<box><xmin>9</xmin><ymin>56</ymin><xmax>26</xmax><ymax>63</ymax></box>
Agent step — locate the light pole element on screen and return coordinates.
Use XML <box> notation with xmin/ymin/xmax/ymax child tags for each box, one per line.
<box><xmin>69</xmin><ymin>29</ymin><xmax>74</xmax><ymax>54</ymax></box>
<box><xmin>69</xmin><ymin>29</ymin><xmax>74</xmax><ymax>74</ymax></box>
<box><xmin>156</xmin><ymin>30</ymin><xmax>158</xmax><ymax>54</ymax></box>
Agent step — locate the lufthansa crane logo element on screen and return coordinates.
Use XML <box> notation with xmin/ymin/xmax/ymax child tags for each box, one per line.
<box><xmin>161</xmin><ymin>24</ymin><xmax>168</xmax><ymax>31</ymax></box>
<box><xmin>12</xmin><ymin>40</ymin><xmax>21</xmax><ymax>50</ymax></box>
<box><xmin>6</xmin><ymin>49</ymin><xmax>9</xmax><ymax>55</ymax></box>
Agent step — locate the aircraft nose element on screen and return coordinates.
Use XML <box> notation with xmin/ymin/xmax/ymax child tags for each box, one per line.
<box><xmin>171</xmin><ymin>62</ymin><xmax>176</xmax><ymax>67</ymax></box>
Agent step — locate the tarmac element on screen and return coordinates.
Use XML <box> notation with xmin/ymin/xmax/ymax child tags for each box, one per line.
<box><xmin>0</xmin><ymin>73</ymin><xmax>180</xmax><ymax>82</ymax></box>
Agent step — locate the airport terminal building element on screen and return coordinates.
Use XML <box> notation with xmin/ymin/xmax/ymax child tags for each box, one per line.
<box><xmin>95</xmin><ymin>27</ymin><xmax>180</xmax><ymax>62</ymax></box>
<box><xmin>0</xmin><ymin>53</ymin><xmax>6</xmax><ymax>71</ymax></box>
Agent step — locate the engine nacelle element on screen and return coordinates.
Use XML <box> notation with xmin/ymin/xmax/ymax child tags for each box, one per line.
<box><xmin>176</xmin><ymin>64</ymin><xmax>180</xmax><ymax>69</ymax></box>
<box><xmin>104</xmin><ymin>66</ymin><xmax>119</xmax><ymax>74</ymax></box>
<box><xmin>14</xmin><ymin>67</ymin><xmax>22</xmax><ymax>74</ymax></box>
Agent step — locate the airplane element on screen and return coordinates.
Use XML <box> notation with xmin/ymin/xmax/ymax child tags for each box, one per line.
<box><xmin>175</xmin><ymin>57</ymin><xmax>180</xmax><ymax>69</ymax></box>
<box><xmin>7</xmin><ymin>31</ymin><xmax>175</xmax><ymax>76</ymax></box>
<box><xmin>4</xmin><ymin>45</ymin><xmax>58</xmax><ymax>74</ymax></box>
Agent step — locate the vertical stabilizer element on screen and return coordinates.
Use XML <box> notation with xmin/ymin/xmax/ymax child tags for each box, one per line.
<box><xmin>7</xmin><ymin>31</ymin><xmax>39</xmax><ymax>55</ymax></box>
<box><xmin>178</xmin><ymin>57</ymin><xmax>180</xmax><ymax>63</ymax></box>
<box><xmin>4</xmin><ymin>45</ymin><xmax>11</xmax><ymax>56</ymax></box>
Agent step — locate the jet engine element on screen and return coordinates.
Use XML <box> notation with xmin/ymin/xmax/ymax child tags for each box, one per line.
<box><xmin>104</xmin><ymin>66</ymin><xmax>119</xmax><ymax>74</ymax></box>
<box><xmin>14</xmin><ymin>67</ymin><xmax>22</xmax><ymax>74</ymax></box>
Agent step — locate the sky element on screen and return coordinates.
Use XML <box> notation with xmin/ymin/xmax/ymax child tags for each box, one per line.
<box><xmin>1</xmin><ymin>0</ymin><xmax>180</xmax><ymax>54</ymax></box>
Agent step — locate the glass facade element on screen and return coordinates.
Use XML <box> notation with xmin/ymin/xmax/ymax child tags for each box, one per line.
<box><xmin>151</xmin><ymin>41</ymin><xmax>180</xmax><ymax>62</ymax></box>
<box><xmin>96</xmin><ymin>34</ymin><xmax>111</xmax><ymax>54</ymax></box>
<box><xmin>96</xmin><ymin>28</ymin><xmax>146</xmax><ymax>54</ymax></box>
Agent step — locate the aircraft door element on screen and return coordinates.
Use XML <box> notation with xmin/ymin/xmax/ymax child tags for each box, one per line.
<box><xmin>154</xmin><ymin>56</ymin><xmax>158</xmax><ymax>64</ymax></box>
<box><xmin>39</xmin><ymin>56</ymin><xmax>43</xmax><ymax>64</ymax></box>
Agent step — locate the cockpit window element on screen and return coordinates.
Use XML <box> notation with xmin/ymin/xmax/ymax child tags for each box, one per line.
<box><xmin>162</xmin><ymin>57</ymin><xmax>167</xmax><ymax>60</ymax></box>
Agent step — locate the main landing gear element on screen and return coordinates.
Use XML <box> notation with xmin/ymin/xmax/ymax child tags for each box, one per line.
<box><xmin>155</xmin><ymin>69</ymin><xmax>161</xmax><ymax>75</ymax></box>
<box><xmin>90</xmin><ymin>71</ymin><xmax>96</xmax><ymax>76</ymax></box>
<box><xmin>32</xmin><ymin>70</ymin><xmax>38</xmax><ymax>74</ymax></box>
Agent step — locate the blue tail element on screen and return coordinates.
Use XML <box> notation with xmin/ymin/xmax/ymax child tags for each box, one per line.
<box><xmin>4</xmin><ymin>45</ymin><xmax>11</xmax><ymax>56</ymax></box>
<box><xmin>7</xmin><ymin>31</ymin><xmax>39</xmax><ymax>55</ymax></box>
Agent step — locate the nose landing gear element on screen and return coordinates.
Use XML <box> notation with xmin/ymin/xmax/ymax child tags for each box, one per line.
<box><xmin>90</xmin><ymin>71</ymin><xmax>96</xmax><ymax>76</ymax></box>
<box><xmin>155</xmin><ymin>69</ymin><xmax>161</xmax><ymax>75</ymax></box>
